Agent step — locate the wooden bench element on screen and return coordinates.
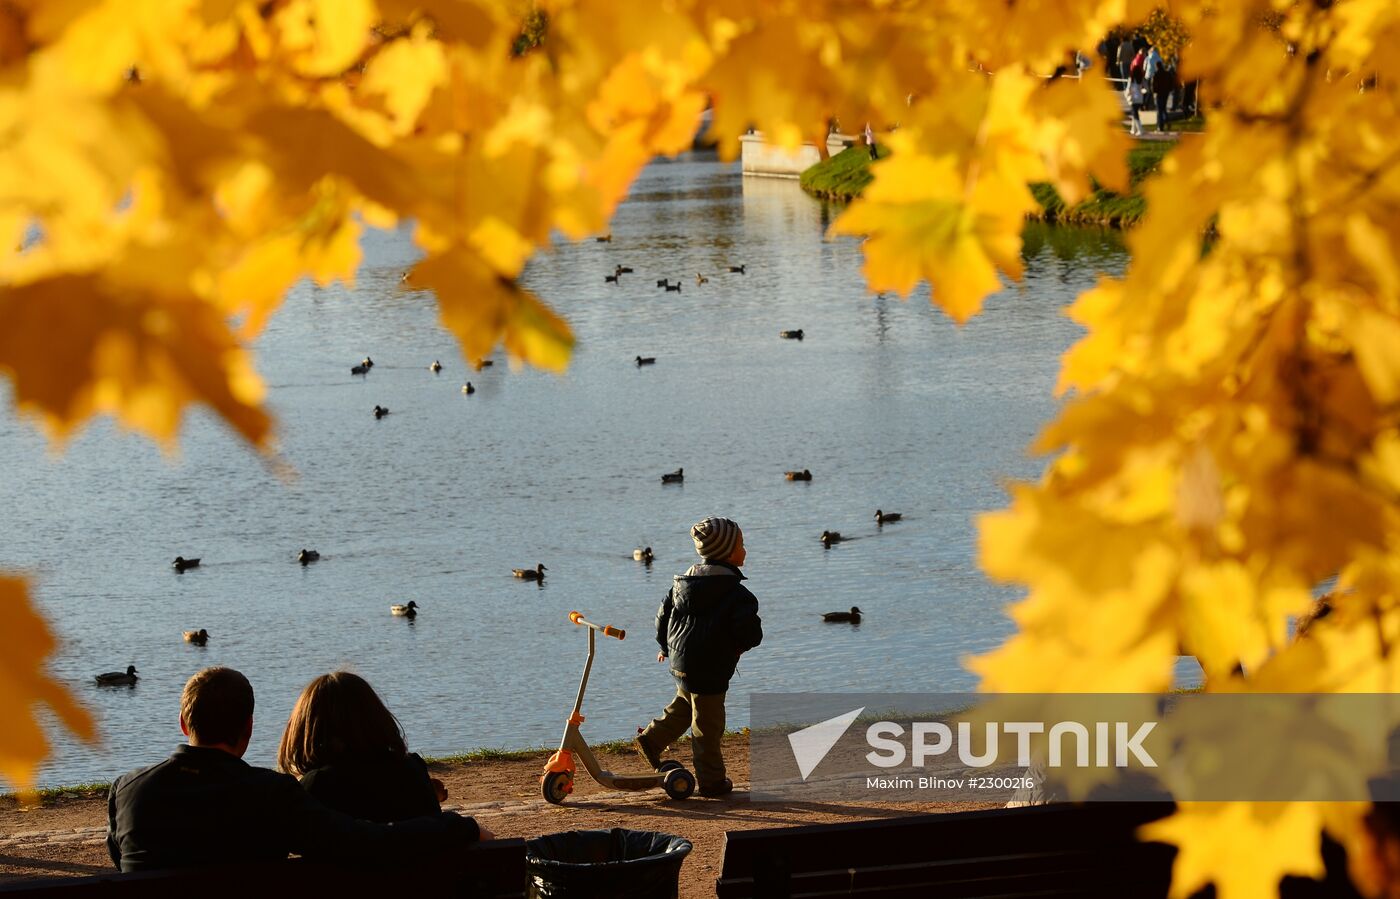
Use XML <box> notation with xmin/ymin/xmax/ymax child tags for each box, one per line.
<box><xmin>0</xmin><ymin>838</ymin><xmax>526</xmax><ymax>898</ymax></box>
<box><xmin>715</xmin><ymin>804</ymin><xmax>1361</xmax><ymax>898</ymax></box>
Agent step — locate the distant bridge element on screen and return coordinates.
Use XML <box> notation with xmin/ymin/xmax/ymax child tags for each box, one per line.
<box><xmin>738</xmin><ymin>131</ymin><xmax>856</xmax><ymax>179</ymax></box>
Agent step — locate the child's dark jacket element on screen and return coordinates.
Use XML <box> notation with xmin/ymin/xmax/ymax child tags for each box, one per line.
<box><xmin>655</xmin><ymin>561</ymin><xmax>762</xmax><ymax>694</ymax></box>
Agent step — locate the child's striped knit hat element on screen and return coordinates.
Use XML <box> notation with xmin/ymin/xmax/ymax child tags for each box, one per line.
<box><xmin>691</xmin><ymin>517</ymin><xmax>741</xmax><ymax>562</ymax></box>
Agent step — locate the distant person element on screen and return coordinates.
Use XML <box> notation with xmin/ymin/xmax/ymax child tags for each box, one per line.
<box><xmin>1152</xmin><ymin>62</ymin><xmax>1178</xmax><ymax>131</ymax></box>
<box><xmin>107</xmin><ymin>667</ymin><xmax>489</xmax><ymax>872</ymax></box>
<box><xmin>1125</xmin><ymin>72</ymin><xmax>1147</xmax><ymax>136</ymax></box>
<box><xmin>1144</xmin><ymin>44</ymin><xmax>1163</xmax><ymax>85</ymax></box>
<box><xmin>636</xmin><ymin>517</ymin><xmax>763</xmax><ymax>797</ymax></box>
<box><xmin>864</xmin><ymin>122</ymin><xmax>878</xmax><ymax>160</ymax></box>
<box><xmin>278</xmin><ymin>671</ymin><xmax>447</xmax><ymax>823</ymax></box>
<box><xmin>1116</xmin><ymin>36</ymin><xmax>1135</xmax><ymax>81</ymax></box>
<box><xmin>1129</xmin><ymin>42</ymin><xmax>1147</xmax><ymax>82</ymax></box>
<box><xmin>1098</xmin><ymin>36</ymin><xmax>1118</xmax><ymax>77</ymax></box>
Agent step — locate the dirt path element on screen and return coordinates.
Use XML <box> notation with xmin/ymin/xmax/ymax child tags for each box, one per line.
<box><xmin>0</xmin><ymin>735</ymin><xmax>997</xmax><ymax>898</ymax></box>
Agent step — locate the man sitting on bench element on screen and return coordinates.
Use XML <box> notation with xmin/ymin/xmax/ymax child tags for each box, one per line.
<box><xmin>107</xmin><ymin>666</ymin><xmax>492</xmax><ymax>872</ymax></box>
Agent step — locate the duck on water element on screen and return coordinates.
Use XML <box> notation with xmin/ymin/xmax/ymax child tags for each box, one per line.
<box><xmin>513</xmin><ymin>563</ymin><xmax>547</xmax><ymax>581</ymax></box>
<box><xmin>96</xmin><ymin>665</ymin><xmax>139</xmax><ymax>686</ymax></box>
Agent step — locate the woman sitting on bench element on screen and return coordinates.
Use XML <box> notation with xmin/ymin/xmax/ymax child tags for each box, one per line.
<box><xmin>278</xmin><ymin>671</ymin><xmax>448</xmax><ymax>823</ymax></box>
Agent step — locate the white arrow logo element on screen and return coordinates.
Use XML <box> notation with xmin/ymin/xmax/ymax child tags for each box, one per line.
<box><xmin>788</xmin><ymin>707</ymin><xmax>864</xmax><ymax>780</ymax></box>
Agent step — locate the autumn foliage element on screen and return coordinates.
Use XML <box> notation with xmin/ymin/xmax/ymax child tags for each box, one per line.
<box><xmin>3</xmin><ymin>2</ymin><xmax>1400</xmax><ymax>896</ymax></box>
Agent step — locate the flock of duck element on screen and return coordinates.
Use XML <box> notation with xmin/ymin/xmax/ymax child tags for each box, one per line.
<box><xmin>600</xmin><ymin>261</ymin><xmax>803</xmax><ymax>341</ymax></box>
<box><xmin>93</xmin><ymin>250</ymin><xmax>887</xmax><ymax>687</ymax></box>
<box><xmin>350</xmin><ymin>355</ymin><xmax>485</xmax><ymax>419</ymax></box>
<box><xmin>608</xmin><ymin>262</ymin><xmax>745</xmax><ymax>290</ymax></box>
<box><xmin>97</xmin><ymin>482</ymin><xmax>896</xmax><ymax>684</ymax></box>
<box><xmin>647</xmin><ymin>462</ymin><xmax>899</xmax><ymax>626</ymax></box>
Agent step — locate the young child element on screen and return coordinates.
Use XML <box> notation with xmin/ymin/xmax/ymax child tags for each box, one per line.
<box><xmin>636</xmin><ymin>517</ymin><xmax>762</xmax><ymax>797</ymax></box>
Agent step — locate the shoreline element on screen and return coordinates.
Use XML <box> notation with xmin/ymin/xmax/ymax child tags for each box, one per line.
<box><xmin>1</xmin><ymin>729</ymin><xmax>745</xmax><ymax>803</ymax></box>
<box><xmin>800</xmin><ymin>142</ymin><xmax>1176</xmax><ymax>229</ymax></box>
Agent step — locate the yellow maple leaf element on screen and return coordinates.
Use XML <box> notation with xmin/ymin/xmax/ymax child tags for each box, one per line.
<box><xmin>0</xmin><ymin>576</ymin><xmax>96</xmax><ymax>793</ymax></box>
<box><xmin>830</xmin><ymin>150</ymin><xmax>1028</xmax><ymax>323</ymax></box>
<box><xmin>274</xmin><ymin>0</ymin><xmax>375</xmax><ymax>79</ymax></box>
<box><xmin>0</xmin><ymin>274</ymin><xmax>271</xmax><ymax>448</ymax></box>
<box><xmin>1031</xmin><ymin>76</ymin><xmax>1131</xmax><ymax>204</ymax></box>
<box><xmin>408</xmin><ymin>248</ymin><xmax>573</xmax><ymax>371</ymax></box>
<box><xmin>356</xmin><ymin>25</ymin><xmax>448</xmax><ymax>137</ymax></box>
<box><xmin>1141</xmin><ymin>803</ymin><xmax>1328</xmax><ymax>899</ymax></box>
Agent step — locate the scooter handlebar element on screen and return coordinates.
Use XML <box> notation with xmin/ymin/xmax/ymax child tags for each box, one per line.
<box><xmin>568</xmin><ymin>611</ymin><xmax>626</xmax><ymax>640</ymax></box>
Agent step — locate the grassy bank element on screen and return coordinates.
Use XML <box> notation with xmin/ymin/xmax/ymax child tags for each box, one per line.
<box><xmin>800</xmin><ymin>140</ymin><xmax>1173</xmax><ymax>229</ymax></box>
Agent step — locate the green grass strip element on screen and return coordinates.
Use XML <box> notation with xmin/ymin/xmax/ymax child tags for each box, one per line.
<box><xmin>800</xmin><ymin>139</ymin><xmax>1174</xmax><ymax>229</ymax></box>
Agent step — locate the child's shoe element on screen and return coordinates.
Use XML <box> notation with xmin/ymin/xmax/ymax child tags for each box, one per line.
<box><xmin>635</xmin><ymin>733</ymin><xmax>663</xmax><ymax>771</ymax></box>
<box><xmin>699</xmin><ymin>778</ymin><xmax>734</xmax><ymax>798</ymax></box>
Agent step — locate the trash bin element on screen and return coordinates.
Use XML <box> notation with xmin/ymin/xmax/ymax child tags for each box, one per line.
<box><xmin>525</xmin><ymin>828</ymin><xmax>693</xmax><ymax>898</ymax></box>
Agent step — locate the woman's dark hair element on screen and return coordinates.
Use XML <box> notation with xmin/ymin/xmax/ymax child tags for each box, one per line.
<box><xmin>277</xmin><ymin>671</ymin><xmax>407</xmax><ymax>776</ymax></box>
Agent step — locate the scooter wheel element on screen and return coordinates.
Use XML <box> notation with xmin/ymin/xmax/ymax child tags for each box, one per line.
<box><xmin>662</xmin><ymin>767</ymin><xmax>695</xmax><ymax>800</ymax></box>
<box><xmin>657</xmin><ymin>760</ymin><xmax>683</xmax><ymax>774</ymax></box>
<box><xmin>542</xmin><ymin>770</ymin><xmax>573</xmax><ymax>805</ymax></box>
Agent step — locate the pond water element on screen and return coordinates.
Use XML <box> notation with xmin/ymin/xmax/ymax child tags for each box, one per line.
<box><xmin>0</xmin><ymin>152</ymin><xmax>1145</xmax><ymax>788</ymax></box>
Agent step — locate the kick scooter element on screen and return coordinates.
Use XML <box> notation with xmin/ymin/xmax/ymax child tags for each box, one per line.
<box><xmin>541</xmin><ymin>611</ymin><xmax>697</xmax><ymax>803</ymax></box>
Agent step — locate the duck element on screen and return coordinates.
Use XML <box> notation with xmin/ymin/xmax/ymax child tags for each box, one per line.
<box><xmin>695</xmin><ymin>273</ymin><xmax>708</xmax><ymax>285</ymax></box>
<box><xmin>351</xmin><ymin>363</ymin><xmax>369</xmax><ymax>375</ymax></box>
<box><xmin>822</xmin><ymin>607</ymin><xmax>862</xmax><ymax>624</ymax></box>
<box><xmin>661</xmin><ymin>467</ymin><xmax>684</xmax><ymax>484</ymax></box>
<box><xmin>785</xmin><ymin>469</ymin><xmax>813</xmax><ymax>481</ymax></box>
<box><xmin>172</xmin><ymin>556</ymin><xmax>200</xmax><ymax>572</ymax></box>
<box><xmin>298</xmin><ymin>548</ymin><xmax>320</xmax><ymax>565</ymax></box>
<box><xmin>634</xmin><ymin>546</ymin><xmax>654</xmax><ymax>562</ymax></box>
<box><xmin>604</xmin><ymin>273</ymin><xmax>619</xmax><ymax>283</ymax></box>
<box><xmin>391</xmin><ymin>601</ymin><xmax>418</xmax><ymax>618</ymax></box>
<box><xmin>875</xmin><ymin>509</ymin><xmax>903</xmax><ymax>525</ymax></box>
<box><xmin>475</xmin><ymin>359</ymin><xmax>495</xmax><ymax>368</ymax></box>
<box><xmin>363</xmin><ymin>357</ymin><xmax>375</xmax><ymax>369</ymax></box>
<box><xmin>728</xmin><ymin>264</ymin><xmax>746</xmax><ymax>274</ymax></box>
<box><xmin>95</xmin><ymin>665</ymin><xmax>139</xmax><ymax>686</ymax></box>
<box><xmin>636</xmin><ymin>356</ymin><xmax>656</xmax><ymax>366</ymax></box>
<box><xmin>430</xmin><ymin>360</ymin><xmax>442</xmax><ymax>373</ymax></box>
<box><xmin>780</xmin><ymin>329</ymin><xmax>805</xmax><ymax>340</ymax></box>
<box><xmin>373</xmin><ymin>405</ymin><xmax>390</xmax><ymax>419</ymax></box>
<box><xmin>665</xmin><ymin>283</ymin><xmax>682</xmax><ymax>293</ymax></box>
<box><xmin>616</xmin><ymin>265</ymin><xmax>634</xmax><ymax>275</ymax></box>
<box><xmin>820</xmin><ymin>530</ymin><xmax>843</xmax><ymax>546</ymax></box>
<box><xmin>462</xmin><ymin>382</ymin><xmax>476</xmax><ymax>395</ymax></box>
<box><xmin>513</xmin><ymin>563</ymin><xmax>547</xmax><ymax>581</ymax></box>
<box><xmin>656</xmin><ymin>278</ymin><xmax>671</xmax><ymax>288</ymax></box>
<box><xmin>595</xmin><ymin>234</ymin><xmax>612</xmax><ymax>242</ymax></box>
<box><xmin>183</xmin><ymin>629</ymin><xmax>210</xmax><ymax>646</ymax></box>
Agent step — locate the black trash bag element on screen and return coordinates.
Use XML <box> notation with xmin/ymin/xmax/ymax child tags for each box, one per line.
<box><xmin>526</xmin><ymin>828</ymin><xmax>693</xmax><ymax>899</ymax></box>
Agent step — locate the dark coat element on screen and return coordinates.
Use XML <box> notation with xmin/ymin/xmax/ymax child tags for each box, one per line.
<box><xmin>655</xmin><ymin>562</ymin><xmax>763</xmax><ymax>694</ymax></box>
<box><xmin>106</xmin><ymin>744</ymin><xmax>477</xmax><ymax>872</ymax></box>
<box><xmin>299</xmin><ymin>751</ymin><xmax>441</xmax><ymax>824</ymax></box>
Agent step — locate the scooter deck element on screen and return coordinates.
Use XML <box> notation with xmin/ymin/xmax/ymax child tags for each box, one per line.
<box><xmin>599</xmin><ymin>772</ymin><xmax>665</xmax><ymax>791</ymax></box>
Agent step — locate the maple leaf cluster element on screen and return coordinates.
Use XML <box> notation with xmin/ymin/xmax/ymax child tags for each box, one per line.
<box><xmin>3</xmin><ymin>3</ymin><xmax>1400</xmax><ymax>895</ymax></box>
